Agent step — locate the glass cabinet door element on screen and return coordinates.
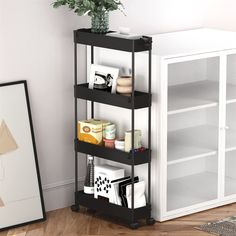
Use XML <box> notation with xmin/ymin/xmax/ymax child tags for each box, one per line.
<box><xmin>166</xmin><ymin>56</ymin><xmax>220</xmax><ymax>212</ymax></box>
<box><xmin>225</xmin><ymin>54</ymin><xmax>236</xmax><ymax>197</ymax></box>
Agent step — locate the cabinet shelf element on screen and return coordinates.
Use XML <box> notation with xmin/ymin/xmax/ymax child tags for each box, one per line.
<box><xmin>168</xmin><ymin>80</ymin><xmax>219</xmax><ymax>115</ymax></box>
<box><xmin>75</xmin><ymin>191</ymin><xmax>151</xmax><ymax>221</ymax></box>
<box><xmin>168</xmin><ymin>125</ymin><xmax>218</xmax><ymax>165</ymax></box>
<box><xmin>167</xmin><ymin>172</ymin><xmax>218</xmax><ymax>212</ymax></box>
<box><xmin>168</xmin><ymin>81</ymin><xmax>236</xmax><ymax>115</ymax></box>
<box><xmin>75</xmin><ymin>83</ymin><xmax>151</xmax><ymax>109</ymax></box>
<box><xmin>74</xmin><ymin>28</ymin><xmax>152</xmax><ymax>52</ymax></box>
<box><xmin>75</xmin><ymin>140</ymin><xmax>150</xmax><ymax>165</ymax></box>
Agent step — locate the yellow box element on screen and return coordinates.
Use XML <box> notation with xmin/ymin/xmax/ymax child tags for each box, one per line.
<box><xmin>78</xmin><ymin>119</ymin><xmax>110</xmax><ymax>145</ymax></box>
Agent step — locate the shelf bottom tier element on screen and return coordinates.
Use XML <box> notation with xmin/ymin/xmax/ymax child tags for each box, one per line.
<box><xmin>75</xmin><ymin>191</ymin><xmax>151</xmax><ymax>222</ymax></box>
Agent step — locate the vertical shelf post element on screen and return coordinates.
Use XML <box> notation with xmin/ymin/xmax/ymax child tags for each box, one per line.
<box><xmin>131</xmin><ymin>41</ymin><xmax>135</xmax><ymax>223</ymax></box>
<box><xmin>72</xmin><ymin>42</ymin><xmax>80</xmax><ymax>211</ymax></box>
<box><xmin>74</xmin><ymin>43</ymin><xmax>78</xmax><ymax>193</ymax></box>
<box><xmin>148</xmin><ymin>49</ymin><xmax>152</xmax><ymax>209</ymax></box>
<box><xmin>91</xmin><ymin>46</ymin><xmax>94</xmax><ymax>118</ymax></box>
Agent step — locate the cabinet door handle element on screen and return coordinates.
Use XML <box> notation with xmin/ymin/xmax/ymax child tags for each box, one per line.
<box><xmin>220</xmin><ymin>126</ymin><xmax>229</xmax><ymax>130</ymax></box>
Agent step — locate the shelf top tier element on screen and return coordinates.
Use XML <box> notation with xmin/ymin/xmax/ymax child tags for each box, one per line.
<box><xmin>74</xmin><ymin>28</ymin><xmax>152</xmax><ymax>52</ymax></box>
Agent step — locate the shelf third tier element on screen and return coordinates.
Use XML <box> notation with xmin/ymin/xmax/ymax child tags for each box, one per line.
<box><xmin>75</xmin><ymin>140</ymin><xmax>151</xmax><ymax>166</ymax></box>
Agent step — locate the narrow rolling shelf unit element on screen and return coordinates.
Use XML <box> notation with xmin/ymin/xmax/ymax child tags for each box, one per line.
<box><xmin>71</xmin><ymin>28</ymin><xmax>154</xmax><ymax>229</ymax></box>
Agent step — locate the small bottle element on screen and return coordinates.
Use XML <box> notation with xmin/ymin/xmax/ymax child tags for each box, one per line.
<box><xmin>84</xmin><ymin>155</ymin><xmax>94</xmax><ymax>194</ymax></box>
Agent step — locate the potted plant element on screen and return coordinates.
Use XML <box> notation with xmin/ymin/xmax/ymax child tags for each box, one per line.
<box><xmin>52</xmin><ymin>0</ymin><xmax>124</xmax><ymax>33</ymax></box>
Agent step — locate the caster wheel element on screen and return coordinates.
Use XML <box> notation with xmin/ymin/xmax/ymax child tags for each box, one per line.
<box><xmin>87</xmin><ymin>208</ymin><xmax>96</xmax><ymax>214</ymax></box>
<box><xmin>71</xmin><ymin>204</ymin><xmax>80</xmax><ymax>212</ymax></box>
<box><xmin>129</xmin><ymin>222</ymin><xmax>139</xmax><ymax>230</ymax></box>
<box><xmin>146</xmin><ymin>218</ymin><xmax>155</xmax><ymax>225</ymax></box>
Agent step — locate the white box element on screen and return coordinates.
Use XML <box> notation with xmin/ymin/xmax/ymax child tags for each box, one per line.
<box><xmin>94</xmin><ymin>165</ymin><xmax>124</xmax><ymax>203</ymax></box>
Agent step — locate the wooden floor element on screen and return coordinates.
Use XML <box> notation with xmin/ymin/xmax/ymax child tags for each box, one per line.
<box><xmin>1</xmin><ymin>203</ymin><xmax>236</xmax><ymax>236</ymax></box>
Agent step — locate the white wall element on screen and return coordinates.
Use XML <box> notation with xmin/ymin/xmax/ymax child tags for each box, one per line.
<box><xmin>110</xmin><ymin>0</ymin><xmax>208</xmax><ymax>34</ymax></box>
<box><xmin>0</xmin><ymin>0</ymin><xmax>89</xmax><ymax>211</ymax></box>
<box><xmin>206</xmin><ymin>0</ymin><xmax>236</xmax><ymax>31</ymax></box>
<box><xmin>0</xmin><ymin>0</ymin><xmax>225</xmax><ymax>212</ymax></box>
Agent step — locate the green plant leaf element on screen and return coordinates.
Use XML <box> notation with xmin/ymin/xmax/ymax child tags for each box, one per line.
<box><xmin>52</xmin><ymin>0</ymin><xmax>125</xmax><ymax>15</ymax></box>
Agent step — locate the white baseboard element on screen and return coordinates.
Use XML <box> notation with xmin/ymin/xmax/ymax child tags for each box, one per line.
<box><xmin>42</xmin><ymin>177</ymin><xmax>84</xmax><ymax>212</ymax></box>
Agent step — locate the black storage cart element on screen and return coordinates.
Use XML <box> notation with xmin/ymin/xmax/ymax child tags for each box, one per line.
<box><xmin>71</xmin><ymin>28</ymin><xmax>154</xmax><ymax>229</ymax></box>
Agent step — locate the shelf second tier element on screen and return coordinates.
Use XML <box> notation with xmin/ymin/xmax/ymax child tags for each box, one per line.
<box><xmin>75</xmin><ymin>83</ymin><xmax>151</xmax><ymax>109</ymax></box>
<box><xmin>75</xmin><ymin>140</ymin><xmax>151</xmax><ymax>165</ymax></box>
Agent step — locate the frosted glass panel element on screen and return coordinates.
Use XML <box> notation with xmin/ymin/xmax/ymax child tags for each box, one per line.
<box><xmin>225</xmin><ymin>151</ymin><xmax>236</xmax><ymax>197</ymax></box>
<box><xmin>168</xmin><ymin>57</ymin><xmax>220</xmax><ymax>114</ymax></box>
<box><xmin>227</xmin><ymin>54</ymin><xmax>236</xmax><ymax>102</ymax></box>
<box><xmin>167</xmin><ymin>155</ymin><xmax>218</xmax><ymax>211</ymax></box>
<box><xmin>167</xmin><ymin>107</ymin><xmax>219</xmax><ymax>165</ymax></box>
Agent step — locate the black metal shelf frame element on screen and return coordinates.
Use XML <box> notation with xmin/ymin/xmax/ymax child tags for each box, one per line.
<box><xmin>72</xmin><ymin>28</ymin><xmax>154</xmax><ymax>228</ymax></box>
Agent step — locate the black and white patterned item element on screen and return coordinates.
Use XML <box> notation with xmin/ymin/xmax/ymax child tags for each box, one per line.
<box><xmin>95</xmin><ymin>176</ymin><xmax>112</xmax><ymax>194</ymax></box>
<box><xmin>94</xmin><ymin>165</ymin><xmax>124</xmax><ymax>202</ymax></box>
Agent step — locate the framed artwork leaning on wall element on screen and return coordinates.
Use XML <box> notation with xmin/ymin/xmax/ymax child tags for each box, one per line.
<box><xmin>0</xmin><ymin>80</ymin><xmax>46</xmax><ymax>231</ymax></box>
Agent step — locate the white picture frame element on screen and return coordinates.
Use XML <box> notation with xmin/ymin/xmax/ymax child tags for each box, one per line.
<box><xmin>89</xmin><ymin>64</ymin><xmax>119</xmax><ymax>94</ymax></box>
<box><xmin>0</xmin><ymin>81</ymin><xmax>45</xmax><ymax>231</ymax></box>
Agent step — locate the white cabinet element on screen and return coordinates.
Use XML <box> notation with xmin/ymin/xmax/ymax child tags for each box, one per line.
<box><xmin>156</xmin><ymin>29</ymin><xmax>236</xmax><ymax>221</ymax></box>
